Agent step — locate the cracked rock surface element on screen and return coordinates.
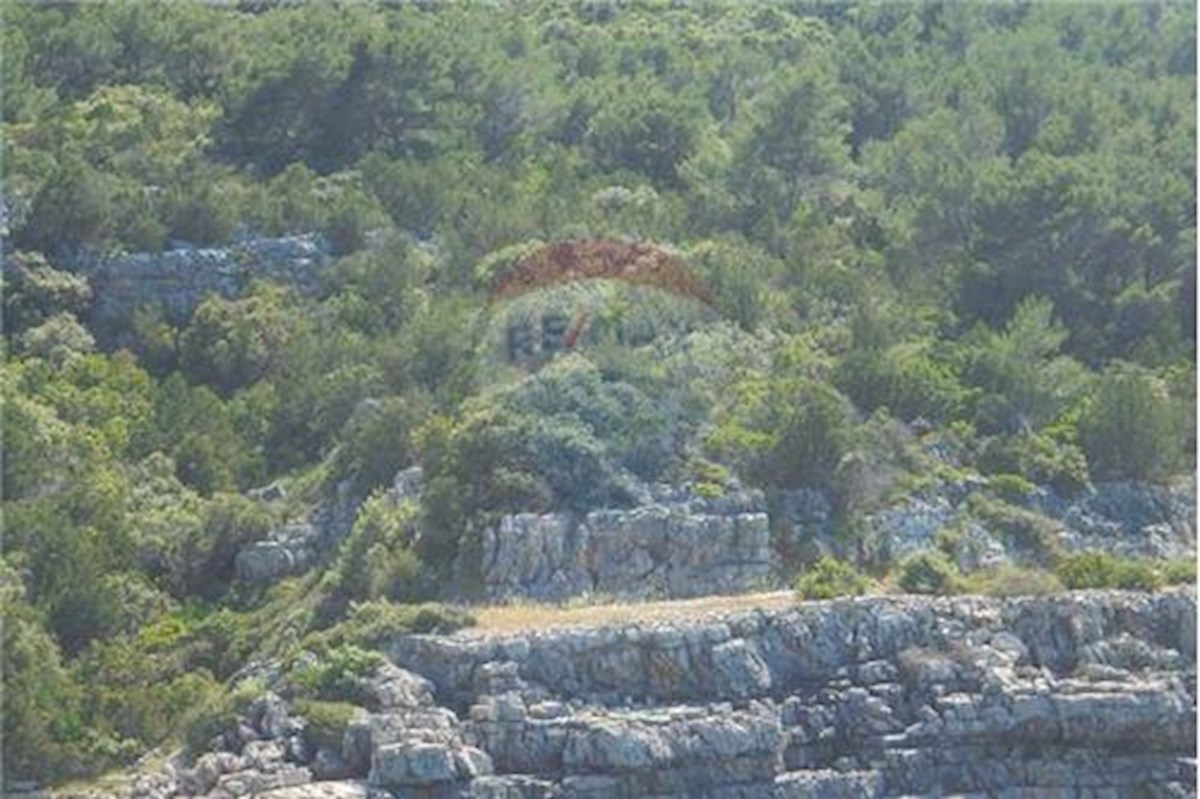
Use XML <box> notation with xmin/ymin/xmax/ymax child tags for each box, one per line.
<box><xmin>60</xmin><ymin>590</ymin><xmax>1196</xmax><ymax>798</ymax></box>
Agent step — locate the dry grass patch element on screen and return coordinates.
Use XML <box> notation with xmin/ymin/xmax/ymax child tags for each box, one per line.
<box><xmin>472</xmin><ymin>590</ymin><xmax>796</xmax><ymax>632</ymax></box>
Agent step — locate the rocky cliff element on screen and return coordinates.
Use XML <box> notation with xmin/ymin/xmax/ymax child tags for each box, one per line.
<box><xmin>92</xmin><ymin>589</ymin><xmax>1196</xmax><ymax>798</ymax></box>
<box><xmin>468</xmin><ymin>485</ymin><xmax>771</xmax><ymax>602</ymax></box>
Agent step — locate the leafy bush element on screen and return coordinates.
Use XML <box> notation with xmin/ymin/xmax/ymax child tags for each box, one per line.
<box><xmin>836</xmin><ymin>342</ymin><xmax>969</xmax><ymax>424</ymax></box>
<box><xmin>288</xmin><ymin>644</ymin><xmax>382</xmax><ymax>704</ymax></box>
<box><xmin>1055</xmin><ymin>551</ymin><xmax>1166</xmax><ymax>591</ymax></box>
<box><xmin>897</xmin><ymin>550</ymin><xmax>961</xmax><ymax>595</ymax></box>
<box><xmin>987</xmin><ymin>473</ymin><xmax>1036</xmax><ymax>504</ymax></box>
<box><xmin>795</xmin><ymin>556</ymin><xmax>870</xmax><ymax>600</ymax></box>
<box><xmin>180</xmin><ymin>678</ymin><xmax>264</xmax><ymax>755</ymax></box>
<box><xmin>310</xmin><ymin>601</ymin><xmax>474</xmax><ymax>651</ymax></box>
<box><xmin>960</xmin><ymin>565</ymin><xmax>1064</xmax><ymax>597</ymax></box>
<box><xmin>333</xmin><ymin>396</ymin><xmax>427</xmax><ymax>496</ymax></box>
<box><xmin>708</xmin><ymin>376</ymin><xmax>854</xmax><ymax>490</ymax></box>
<box><xmin>1077</xmin><ymin>364</ymin><xmax>1186</xmax><ymax>481</ymax></box>
<box><xmin>330</xmin><ymin>492</ymin><xmax>425</xmax><ymax>607</ymax></box>
<box><xmin>2</xmin><ymin>600</ymin><xmax>92</xmax><ymax>782</ymax></box>
<box><xmin>293</xmin><ymin>699</ymin><xmax>362</xmax><ymax>753</ymax></box>
<box><xmin>177</xmin><ymin>492</ymin><xmax>278</xmax><ymax>599</ymax></box>
<box><xmin>1161</xmin><ymin>557</ymin><xmax>1197</xmax><ymax>585</ymax></box>
<box><xmin>966</xmin><ymin>494</ymin><xmax>1062</xmax><ymax>564</ymax></box>
<box><xmin>978</xmin><ymin>431</ymin><xmax>1089</xmax><ymax>496</ymax></box>
<box><xmin>1112</xmin><ymin>560</ymin><xmax>1166</xmax><ymax>591</ymax></box>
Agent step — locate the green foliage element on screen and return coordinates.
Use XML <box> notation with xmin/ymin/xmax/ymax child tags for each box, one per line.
<box><xmin>959</xmin><ymin>565</ymin><xmax>1064</xmax><ymax>597</ymax></box>
<box><xmin>1161</xmin><ymin>557</ymin><xmax>1197</xmax><ymax>585</ymax></box>
<box><xmin>179</xmin><ymin>288</ymin><xmax>295</xmax><ymax>397</ymax></box>
<box><xmin>310</xmin><ymin>601</ymin><xmax>475</xmax><ymax>651</ymax></box>
<box><xmin>329</xmin><ymin>493</ymin><xmax>424</xmax><ymax>607</ymax></box>
<box><xmin>962</xmin><ymin>297</ymin><xmax>1089</xmax><ymax>435</ymax></box>
<box><xmin>287</xmin><ymin>644</ymin><xmax>383</xmax><ymax>704</ymax></box>
<box><xmin>836</xmin><ymin>341</ymin><xmax>970</xmax><ymax>424</ymax></box>
<box><xmin>794</xmin><ymin>556</ymin><xmax>870</xmax><ymax>600</ymax></box>
<box><xmin>18</xmin><ymin>312</ymin><xmax>96</xmax><ymax>365</ymax></box>
<box><xmin>332</xmin><ymin>396</ymin><xmax>428</xmax><ymax>496</ymax></box>
<box><xmin>1055</xmin><ymin>551</ymin><xmax>1166</xmax><ymax>592</ymax></box>
<box><xmin>708</xmin><ymin>376</ymin><xmax>854</xmax><ymax>490</ymax></box>
<box><xmin>1</xmin><ymin>1</ymin><xmax>1196</xmax><ymax>785</ymax></box>
<box><xmin>176</xmin><ymin>493</ymin><xmax>278</xmax><ymax>600</ymax></box>
<box><xmin>966</xmin><ymin>494</ymin><xmax>1062</xmax><ymax>564</ymax></box>
<box><xmin>293</xmin><ymin>698</ymin><xmax>361</xmax><ymax>752</ymax></box>
<box><xmin>2</xmin><ymin>587</ymin><xmax>92</xmax><ymax>782</ymax></box>
<box><xmin>418</xmin><ymin>355</ymin><xmax>686</xmax><ymax>571</ymax></box>
<box><xmin>584</xmin><ymin>79</ymin><xmax>705</xmax><ymax>187</ymax></box>
<box><xmin>897</xmin><ymin>550</ymin><xmax>961</xmax><ymax>595</ymax></box>
<box><xmin>2</xmin><ymin>251</ymin><xmax>92</xmax><ymax>336</ymax></box>
<box><xmin>1077</xmin><ymin>364</ymin><xmax>1186</xmax><ymax>482</ymax></box>
<box><xmin>181</xmin><ymin>678</ymin><xmax>264</xmax><ymax>756</ymax></box>
<box><xmin>986</xmin><ymin>473</ymin><xmax>1036</xmax><ymax>504</ymax></box>
<box><xmin>978</xmin><ymin>431</ymin><xmax>1089</xmax><ymax>496</ymax></box>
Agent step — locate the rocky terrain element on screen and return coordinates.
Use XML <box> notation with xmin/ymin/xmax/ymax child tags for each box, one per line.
<box><xmin>54</xmin><ymin>588</ymin><xmax>1196</xmax><ymax>799</ymax></box>
<box><xmin>65</xmin><ymin>234</ymin><xmax>330</xmax><ymax>329</ymax></box>
<box><xmin>236</xmin><ymin>467</ymin><xmax>1196</xmax><ymax>604</ymax></box>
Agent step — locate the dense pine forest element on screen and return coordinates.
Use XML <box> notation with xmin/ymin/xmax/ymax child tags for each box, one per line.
<box><xmin>2</xmin><ymin>0</ymin><xmax>1195</xmax><ymax>785</ymax></box>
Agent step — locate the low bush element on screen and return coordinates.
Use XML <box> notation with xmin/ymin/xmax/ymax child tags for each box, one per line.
<box><xmin>967</xmin><ymin>494</ymin><xmax>1062</xmax><ymax>564</ymax></box>
<box><xmin>180</xmin><ymin>678</ymin><xmax>263</xmax><ymax>755</ymax></box>
<box><xmin>1077</xmin><ymin>364</ymin><xmax>1185</xmax><ymax>482</ymax></box>
<box><xmin>1055</xmin><ymin>551</ymin><xmax>1120</xmax><ymax>588</ymax></box>
<box><xmin>1055</xmin><ymin>551</ymin><xmax>1166</xmax><ymax>591</ymax></box>
<box><xmin>288</xmin><ymin>644</ymin><xmax>382</xmax><ymax>704</ymax></box>
<box><xmin>897</xmin><ymin>550</ymin><xmax>961</xmax><ymax>595</ymax></box>
<box><xmin>986</xmin><ymin>473</ymin><xmax>1036</xmax><ymax>504</ymax></box>
<box><xmin>1161</xmin><ymin>557</ymin><xmax>1197</xmax><ymax>585</ymax></box>
<box><xmin>795</xmin><ymin>556</ymin><xmax>871</xmax><ymax>600</ymax></box>
<box><xmin>330</xmin><ymin>493</ymin><xmax>425</xmax><ymax>606</ymax></box>
<box><xmin>293</xmin><ymin>698</ymin><xmax>362</xmax><ymax>753</ymax></box>
<box><xmin>978</xmin><ymin>431</ymin><xmax>1089</xmax><ymax>496</ymax></box>
<box><xmin>960</xmin><ymin>565</ymin><xmax>1064</xmax><ymax>597</ymax></box>
<box><xmin>307</xmin><ymin>601</ymin><xmax>475</xmax><ymax>651</ymax></box>
<box><xmin>1112</xmin><ymin>560</ymin><xmax>1165</xmax><ymax>591</ymax></box>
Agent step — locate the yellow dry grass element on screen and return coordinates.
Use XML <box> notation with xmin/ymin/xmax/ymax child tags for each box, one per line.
<box><xmin>471</xmin><ymin>589</ymin><xmax>797</xmax><ymax>633</ymax></box>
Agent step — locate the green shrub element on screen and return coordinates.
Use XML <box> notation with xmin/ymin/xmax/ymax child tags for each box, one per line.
<box><xmin>332</xmin><ymin>396</ymin><xmax>427</xmax><ymax>496</ymax></box>
<box><xmin>310</xmin><ymin>601</ymin><xmax>475</xmax><ymax>651</ymax></box>
<box><xmin>978</xmin><ymin>432</ymin><xmax>1089</xmax><ymax>496</ymax></box>
<box><xmin>707</xmin><ymin>377</ymin><xmax>854</xmax><ymax>490</ymax></box>
<box><xmin>332</xmin><ymin>493</ymin><xmax>425</xmax><ymax>605</ymax></box>
<box><xmin>1055</xmin><ymin>551</ymin><xmax>1166</xmax><ymax>591</ymax></box>
<box><xmin>1112</xmin><ymin>560</ymin><xmax>1165</xmax><ymax>591</ymax></box>
<box><xmin>795</xmin><ymin>556</ymin><xmax>871</xmax><ymax>600</ymax></box>
<box><xmin>835</xmin><ymin>343</ymin><xmax>969</xmax><ymax>424</ymax></box>
<box><xmin>1055</xmin><ymin>551</ymin><xmax>1121</xmax><ymax>588</ymax></box>
<box><xmin>987</xmin><ymin>473</ymin><xmax>1036</xmax><ymax>504</ymax></box>
<box><xmin>181</xmin><ymin>689</ymin><xmax>241</xmax><ymax>755</ymax></box>
<box><xmin>293</xmin><ymin>699</ymin><xmax>362</xmax><ymax>752</ymax></box>
<box><xmin>1077</xmin><ymin>364</ymin><xmax>1185</xmax><ymax>482</ymax></box>
<box><xmin>288</xmin><ymin>644</ymin><xmax>382</xmax><ymax>703</ymax></box>
<box><xmin>1161</xmin><ymin>557</ymin><xmax>1197</xmax><ymax>585</ymax></box>
<box><xmin>960</xmin><ymin>565</ymin><xmax>1064</xmax><ymax>597</ymax></box>
<box><xmin>967</xmin><ymin>494</ymin><xmax>1062</xmax><ymax>564</ymax></box>
<box><xmin>897</xmin><ymin>550</ymin><xmax>961</xmax><ymax>595</ymax></box>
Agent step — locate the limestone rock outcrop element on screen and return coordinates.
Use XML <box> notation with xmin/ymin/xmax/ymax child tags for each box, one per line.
<box><xmin>388</xmin><ymin>589</ymin><xmax>1195</xmax><ymax>797</ymax></box>
<box><xmin>471</xmin><ymin>486</ymin><xmax>771</xmax><ymax>601</ymax></box>
<box><xmin>63</xmin><ymin>590</ymin><xmax>1196</xmax><ymax>798</ymax></box>
<box><xmin>69</xmin><ymin>234</ymin><xmax>329</xmax><ymax>327</ymax></box>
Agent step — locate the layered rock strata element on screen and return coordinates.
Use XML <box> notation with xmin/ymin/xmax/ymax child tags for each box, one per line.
<box><xmin>388</xmin><ymin>590</ymin><xmax>1195</xmax><ymax>797</ymax></box>
<box><xmin>56</xmin><ymin>590</ymin><xmax>1197</xmax><ymax>798</ymax></box>
<box><xmin>471</xmin><ymin>486</ymin><xmax>770</xmax><ymax>602</ymax></box>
